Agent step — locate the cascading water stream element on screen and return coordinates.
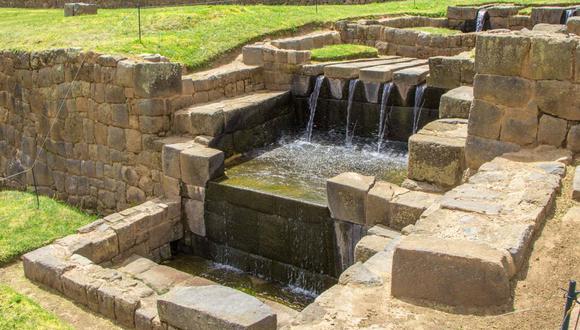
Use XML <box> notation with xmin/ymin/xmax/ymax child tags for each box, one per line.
<box><xmin>377</xmin><ymin>82</ymin><xmax>394</xmax><ymax>152</ymax></box>
<box><xmin>345</xmin><ymin>79</ymin><xmax>359</xmax><ymax>146</ymax></box>
<box><xmin>562</xmin><ymin>8</ymin><xmax>577</xmax><ymax>23</ymax></box>
<box><xmin>412</xmin><ymin>83</ymin><xmax>427</xmax><ymax>134</ymax></box>
<box><xmin>475</xmin><ymin>9</ymin><xmax>488</xmax><ymax>32</ymax></box>
<box><xmin>305</xmin><ymin>76</ymin><xmax>325</xmax><ymax>142</ymax></box>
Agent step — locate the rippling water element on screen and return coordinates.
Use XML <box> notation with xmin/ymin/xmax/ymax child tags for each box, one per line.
<box><xmin>224</xmin><ymin>131</ymin><xmax>408</xmax><ymax>203</ymax></box>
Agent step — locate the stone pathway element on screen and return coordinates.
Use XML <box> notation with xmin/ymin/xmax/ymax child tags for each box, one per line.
<box><xmin>0</xmin><ymin>261</ymin><xmax>120</xmax><ymax>330</ymax></box>
<box><xmin>286</xmin><ymin>149</ymin><xmax>579</xmax><ymax>329</ymax></box>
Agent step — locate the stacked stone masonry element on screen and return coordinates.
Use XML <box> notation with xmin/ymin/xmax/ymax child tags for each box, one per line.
<box><xmin>393</xmin><ymin>146</ymin><xmax>570</xmax><ymax>308</ymax></box>
<box><xmin>465</xmin><ymin>31</ymin><xmax>580</xmax><ymax>169</ymax></box>
<box><xmin>0</xmin><ymin>49</ymin><xmax>183</xmax><ymax>214</ymax></box>
<box><xmin>335</xmin><ymin>17</ymin><xmax>477</xmax><ymax>59</ymax></box>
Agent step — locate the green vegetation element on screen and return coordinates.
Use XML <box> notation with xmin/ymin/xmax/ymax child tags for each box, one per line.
<box><xmin>0</xmin><ymin>190</ymin><xmax>97</xmax><ymax>265</ymax></box>
<box><xmin>311</xmin><ymin>44</ymin><xmax>378</xmax><ymax>61</ymax></box>
<box><xmin>0</xmin><ymin>285</ymin><xmax>71</xmax><ymax>330</ymax></box>
<box><xmin>405</xmin><ymin>26</ymin><xmax>462</xmax><ymax>35</ymax></box>
<box><xmin>0</xmin><ymin>0</ymin><xmax>575</xmax><ymax>69</ymax></box>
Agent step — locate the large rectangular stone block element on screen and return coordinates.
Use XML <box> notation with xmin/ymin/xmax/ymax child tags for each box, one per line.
<box><xmin>391</xmin><ymin>236</ymin><xmax>512</xmax><ymax>307</ymax></box>
<box><xmin>179</xmin><ymin>146</ymin><xmax>224</xmax><ymax>186</ymax></box>
<box><xmin>524</xmin><ymin>35</ymin><xmax>576</xmax><ymax>81</ymax></box>
<box><xmin>475</xmin><ymin>33</ymin><xmax>531</xmax><ymax>76</ymax></box>
<box><xmin>134</xmin><ymin>62</ymin><xmax>182</xmax><ymax>98</ymax></box>
<box><xmin>327</xmin><ymin>172</ymin><xmax>375</xmax><ymax>225</ymax></box>
<box><xmin>158</xmin><ymin>285</ymin><xmax>276</xmax><ymax>330</ymax></box>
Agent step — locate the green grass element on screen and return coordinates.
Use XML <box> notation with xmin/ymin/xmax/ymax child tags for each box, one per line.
<box><xmin>0</xmin><ymin>285</ymin><xmax>71</xmax><ymax>330</ymax></box>
<box><xmin>405</xmin><ymin>26</ymin><xmax>462</xmax><ymax>35</ymax></box>
<box><xmin>311</xmin><ymin>44</ymin><xmax>378</xmax><ymax>61</ymax></box>
<box><xmin>0</xmin><ymin>0</ymin><xmax>575</xmax><ymax>69</ymax></box>
<box><xmin>0</xmin><ymin>190</ymin><xmax>97</xmax><ymax>265</ymax></box>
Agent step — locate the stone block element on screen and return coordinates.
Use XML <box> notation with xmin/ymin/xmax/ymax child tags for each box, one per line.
<box><xmin>242</xmin><ymin>45</ymin><xmax>265</xmax><ymax>66</ymax></box>
<box><xmin>427</xmin><ymin>56</ymin><xmax>462</xmax><ymax>90</ymax></box>
<box><xmin>136</xmin><ymin>265</ymin><xmax>193</xmax><ymax>294</ymax></box>
<box><xmin>184</xmin><ymin>198</ymin><xmax>205</xmax><ymax>236</ymax></box>
<box><xmin>179</xmin><ymin>146</ymin><xmax>224</xmax><ymax>187</ymax></box>
<box><xmin>567</xmin><ymin>124</ymin><xmax>580</xmax><ymax>152</ymax></box>
<box><xmin>573</xmin><ymin>167</ymin><xmax>580</xmax><ymax>201</ymax></box>
<box><xmin>538</xmin><ymin>114</ymin><xmax>568</xmax><ymax>147</ymax></box>
<box><xmin>354</xmin><ymin>235</ymin><xmax>394</xmax><ymax>263</ymax></box>
<box><xmin>499</xmin><ymin>107</ymin><xmax>538</xmax><ymax>146</ymax></box>
<box><xmin>439</xmin><ymin>86</ymin><xmax>473</xmax><ymax>119</ymax></box>
<box><xmin>535</xmin><ymin>80</ymin><xmax>580</xmax><ymax>121</ymax></box>
<box><xmin>161</xmin><ymin>139</ymin><xmax>194</xmax><ymax>179</ymax></box>
<box><xmin>22</xmin><ymin>245</ymin><xmax>73</xmax><ymax>292</ymax></box>
<box><xmin>525</xmin><ymin>35</ymin><xmax>576</xmax><ymax>80</ymax></box>
<box><xmin>531</xmin><ymin>7</ymin><xmax>566</xmax><ymax>25</ymax></box>
<box><xmin>408</xmin><ymin>119</ymin><xmax>468</xmax><ymax>188</ymax></box>
<box><xmin>327</xmin><ymin>172</ymin><xmax>375</xmax><ymax>225</ymax></box>
<box><xmin>365</xmin><ymin>181</ymin><xmax>407</xmax><ymax>226</ymax></box>
<box><xmin>467</xmin><ymin>99</ymin><xmax>504</xmax><ymax>140</ymax></box>
<box><xmin>568</xmin><ymin>17</ymin><xmax>580</xmax><ymax>35</ymax></box>
<box><xmin>158</xmin><ymin>285</ymin><xmax>276</xmax><ymax>330</ymax></box>
<box><xmin>391</xmin><ymin>236</ymin><xmax>513</xmax><ymax>307</ymax></box>
<box><xmin>389</xmin><ymin>191</ymin><xmax>440</xmax><ymax>230</ymax></box>
<box><xmin>338</xmin><ymin>262</ymin><xmax>383</xmax><ymax>286</ymax></box>
<box><xmin>475</xmin><ymin>33</ymin><xmax>531</xmax><ymax>76</ymax></box>
<box><xmin>61</xmin><ymin>268</ymin><xmax>92</xmax><ymax>306</ymax></box>
<box><xmin>473</xmin><ymin>74</ymin><xmax>534</xmax><ymax>108</ymax></box>
<box><xmin>134</xmin><ymin>62</ymin><xmax>182</xmax><ymax>98</ymax></box>
<box><xmin>465</xmin><ymin>135</ymin><xmax>520</xmax><ymax>170</ymax></box>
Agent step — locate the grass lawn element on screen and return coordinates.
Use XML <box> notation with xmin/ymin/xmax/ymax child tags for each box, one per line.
<box><xmin>0</xmin><ymin>0</ymin><xmax>576</xmax><ymax>69</ymax></box>
<box><xmin>405</xmin><ymin>26</ymin><xmax>462</xmax><ymax>35</ymax></box>
<box><xmin>311</xmin><ymin>44</ymin><xmax>378</xmax><ymax>61</ymax></box>
<box><xmin>0</xmin><ymin>284</ymin><xmax>71</xmax><ymax>330</ymax></box>
<box><xmin>0</xmin><ymin>190</ymin><xmax>97</xmax><ymax>266</ymax></box>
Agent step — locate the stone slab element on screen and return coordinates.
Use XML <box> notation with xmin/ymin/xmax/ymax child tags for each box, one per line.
<box><xmin>327</xmin><ymin>172</ymin><xmax>375</xmax><ymax>225</ymax></box>
<box><xmin>392</xmin><ymin>236</ymin><xmax>512</xmax><ymax>307</ymax></box>
<box><xmin>354</xmin><ymin>235</ymin><xmax>395</xmax><ymax>262</ymax></box>
<box><xmin>439</xmin><ymin>86</ymin><xmax>473</xmax><ymax>119</ymax></box>
<box><xmin>158</xmin><ymin>285</ymin><xmax>276</xmax><ymax>330</ymax></box>
<box><xmin>323</xmin><ymin>57</ymin><xmax>402</xmax><ymax>79</ymax></box>
<box><xmin>358</xmin><ymin>59</ymin><xmax>428</xmax><ymax>83</ymax></box>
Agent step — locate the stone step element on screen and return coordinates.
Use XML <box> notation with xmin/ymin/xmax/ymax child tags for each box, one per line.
<box><xmin>408</xmin><ymin>118</ymin><xmax>468</xmax><ymax>188</ymax></box>
<box><xmin>173</xmin><ymin>91</ymin><xmax>290</xmax><ymax>137</ymax></box>
<box><xmin>181</xmin><ymin>62</ymin><xmax>264</xmax><ymax>105</ymax></box>
<box><xmin>392</xmin><ymin>64</ymin><xmax>430</xmax><ymax>102</ymax></box>
<box><xmin>323</xmin><ymin>56</ymin><xmax>405</xmax><ymax>79</ymax></box>
<box><xmin>271</xmin><ymin>31</ymin><xmax>341</xmax><ymax>50</ymax></box>
<box><xmin>393</xmin><ymin>146</ymin><xmax>571</xmax><ymax>308</ymax></box>
<box><xmin>354</xmin><ymin>226</ymin><xmax>401</xmax><ymax>263</ymax></box>
<box><xmin>439</xmin><ymin>85</ymin><xmax>474</xmax><ymax>119</ymax></box>
<box><xmin>359</xmin><ymin>59</ymin><xmax>428</xmax><ymax>83</ymax></box>
<box><xmin>427</xmin><ymin>53</ymin><xmax>475</xmax><ymax>90</ymax></box>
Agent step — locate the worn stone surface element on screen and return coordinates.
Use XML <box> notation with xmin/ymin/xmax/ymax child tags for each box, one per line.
<box><xmin>158</xmin><ymin>285</ymin><xmax>277</xmax><ymax>330</ymax></box>
<box><xmin>439</xmin><ymin>86</ymin><xmax>473</xmax><ymax>119</ymax></box>
<box><xmin>327</xmin><ymin>172</ymin><xmax>375</xmax><ymax>225</ymax></box>
<box><xmin>134</xmin><ymin>62</ymin><xmax>182</xmax><ymax>98</ymax></box>
<box><xmin>179</xmin><ymin>146</ymin><xmax>224</xmax><ymax>187</ymax></box>
<box><xmin>354</xmin><ymin>235</ymin><xmax>394</xmax><ymax>263</ymax></box>
<box><xmin>365</xmin><ymin>181</ymin><xmax>407</xmax><ymax>226</ymax></box>
<box><xmin>389</xmin><ymin>191</ymin><xmax>441</xmax><ymax>230</ymax></box>
<box><xmin>338</xmin><ymin>262</ymin><xmax>383</xmax><ymax>286</ymax></box>
<box><xmin>358</xmin><ymin>59</ymin><xmax>427</xmax><ymax>82</ymax></box>
<box><xmin>392</xmin><ymin>236</ymin><xmax>513</xmax><ymax>307</ymax></box>
<box><xmin>408</xmin><ymin>119</ymin><xmax>468</xmax><ymax>188</ymax></box>
<box><xmin>323</xmin><ymin>57</ymin><xmax>400</xmax><ymax>79</ymax></box>
<box><xmin>538</xmin><ymin>114</ymin><xmax>568</xmax><ymax>147</ymax></box>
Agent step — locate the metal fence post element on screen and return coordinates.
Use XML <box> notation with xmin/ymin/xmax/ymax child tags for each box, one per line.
<box><xmin>561</xmin><ymin>280</ymin><xmax>577</xmax><ymax>330</ymax></box>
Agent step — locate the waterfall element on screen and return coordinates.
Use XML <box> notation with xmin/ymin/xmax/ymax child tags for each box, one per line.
<box><xmin>562</xmin><ymin>8</ymin><xmax>577</xmax><ymax>23</ymax></box>
<box><xmin>305</xmin><ymin>75</ymin><xmax>324</xmax><ymax>142</ymax></box>
<box><xmin>475</xmin><ymin>9</ymin><xmax>488</xmax><ymax>32</ymax></box>
<box><xmin>345</xmin><ymin>79</ymin><xmax>359</xmax><ymax>146</ymax></box>
<box><xmin>377</xmin><ymin>82</ymin><xmax>394</xmax><ymax>152</ymax></box>
<box><xmin>412</xmin><ymin>83</ymin><xmax>427</xmax><ymax>134</ymax></box>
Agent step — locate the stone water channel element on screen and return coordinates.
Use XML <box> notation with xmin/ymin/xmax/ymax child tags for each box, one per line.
<box><xmin>176</xmin><ymin>59</ymin><xmax>442</xmax><ymax>304</ymax></box>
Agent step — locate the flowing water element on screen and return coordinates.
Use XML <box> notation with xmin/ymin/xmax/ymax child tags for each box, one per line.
<box><xmin>562</xmin><ymin>8</ymin><xmax>576</xmax><ymax>23</ymax></box>
<box><xmin>305</xmin><ymin>76</ymin><xmax>325</xmax><ymax>142</ymax></box>
<box><xmin>345</xmin><ymin>79</ymin><xmax>359</xmax><ymax>146</ymax></box>
<box><xmin>475</xmin><ymin>9</ymin><xmax>488</xmax><ymax>32</ymax></box>
<box><xmin>412</xmin><ymin>83</ymin><xmax>427</xmax><ymax>134</ymax></box>
<box><xmin>163</xmin><ymin>254</ymin><xmax>315</xmax><ymax>310</ymax></box>
<box><xmin>224</xmin><ymin>131</ymin><xmax>408</xmax><ymax>203</ymax></box>
<box><xmin>377</xmin><ymin>82</ymin><xmax>394</xmax><ymax>152</ymax></box>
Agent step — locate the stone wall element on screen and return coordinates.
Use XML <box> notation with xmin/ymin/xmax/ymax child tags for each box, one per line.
<box><xmin>466</xmin><ymin>31</ymin><xmax>580</xmax><ymax>169</ymax></box>
<box><xmin>0</xmin><ymin>49</ymin><xmax>183</xmax><ymax>214</ymax></box>
<box><xmin>0</xmin><ymin>0</ymin><xmax>394</xmax><ymax>9</ymax></box>
<box><xmin>335</xmin><ymin>18</ymin><xmax>476</xmax><ymax>59</ymax></box>
<box><xmin>448</xmin><ymin>5</ymin><xmax>531</xmax><ymax>31</ymax></box>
